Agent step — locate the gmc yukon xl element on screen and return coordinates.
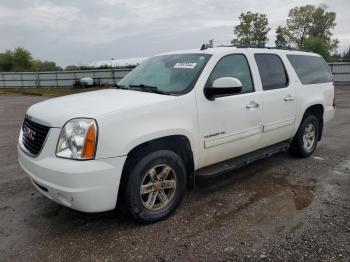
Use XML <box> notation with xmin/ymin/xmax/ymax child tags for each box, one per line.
<box><xmin>18</xmin><ymin>47</ymin><xmax>335</xmax><ymax>223</ymax></box>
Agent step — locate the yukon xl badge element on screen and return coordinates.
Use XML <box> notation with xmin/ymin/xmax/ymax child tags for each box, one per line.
<box><xmin>23</xmin><ymin>126</ymin><xmax>36</xmax><ymax>141</ymax></box>
<box><xmin>204</xmin><ymin>131</ymin><xmax>226</xmax><ymax>139</ymax></box>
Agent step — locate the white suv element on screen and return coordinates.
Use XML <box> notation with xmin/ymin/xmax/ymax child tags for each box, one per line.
<box><xmin>18</xmin><ymin>47</ymin><xmax>335</xmax><ymax>223</ymax></box>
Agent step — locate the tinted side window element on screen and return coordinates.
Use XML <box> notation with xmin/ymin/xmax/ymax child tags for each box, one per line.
<box><xmin>254</xmin><ymin>54</ymin><xmax>288</xmax><ymax>90</ymax></box>
<box><xmin>207</xmin><ymin>54</ymin><xmax>254</xmax><ymax>94</ymax></box>
<box><xmin>287</xmin><ymin>55</ymin><xmax>332</xmax><ymax>85</ymax></box>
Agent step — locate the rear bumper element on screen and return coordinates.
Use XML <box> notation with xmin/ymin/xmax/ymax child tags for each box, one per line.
<box><xmin>18</xmin><ymin>145</ymin><xmax>126</xmax><ymax>212</ymax></box>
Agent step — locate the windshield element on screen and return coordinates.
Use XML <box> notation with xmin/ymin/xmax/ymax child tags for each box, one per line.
<box><xmin>118</xmin><ymin>53</ymin><xmax>211</xmax><ymax>94</ymax></box>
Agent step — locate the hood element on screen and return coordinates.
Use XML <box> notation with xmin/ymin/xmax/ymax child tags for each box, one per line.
<box><xmin>26</xmin><ymin>89</ymin><xmax>176</xmax><ymax>127</ymax></box>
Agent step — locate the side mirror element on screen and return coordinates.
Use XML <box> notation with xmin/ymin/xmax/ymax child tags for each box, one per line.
<box><xmin>204</xmin><ymin>77</ymin><xmax>242</xmax><ymax>100</ymax></box>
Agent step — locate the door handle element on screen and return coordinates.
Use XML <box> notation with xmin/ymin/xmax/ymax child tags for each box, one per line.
<box><xmin>284</xmin><ymin>95</ymin><xmax>295</xmax><ymax>102</ymax></box>
<box><xmin>246</xmin><ymin>101</ymin><xmax>259</xmax><ymax>109</ymax></box>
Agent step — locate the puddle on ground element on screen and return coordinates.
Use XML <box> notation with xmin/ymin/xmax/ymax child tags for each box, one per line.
<box><xmin>247</xmin><ymin>175</ymin><xmax>316</xmax><ymax>211</ymax></box>
<box><xmin>197</xmin><ymin>173</ymin><xmax>316</xmax><ymax>233</ymax></box>
<box><xmin>291</xmin><ymin>186</ymin><xmax>315</xmax><ymax>210</ymax></box>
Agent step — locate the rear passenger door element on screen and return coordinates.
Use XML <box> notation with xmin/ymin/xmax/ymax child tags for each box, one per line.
<box><xmin>253</xmin><ymin>53</ymin><xmax>296</xmax><ymax>147</ymax></box>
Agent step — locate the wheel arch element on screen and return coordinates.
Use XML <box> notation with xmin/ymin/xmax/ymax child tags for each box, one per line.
<box><xmin>120</xmin><ymin>135</ymin><xmax>196</xmax><ymax>191</ymax></box>
<box><xmin>302</xmin><ymin>104</ymin><xmax>324</xmax><ymax>141</ymax></box>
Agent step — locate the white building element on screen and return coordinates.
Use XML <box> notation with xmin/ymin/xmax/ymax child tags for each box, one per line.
<box><xmin>89</xmin><ymin>57</ymin><xmax>148</xmax><ymax>68</ymax></box>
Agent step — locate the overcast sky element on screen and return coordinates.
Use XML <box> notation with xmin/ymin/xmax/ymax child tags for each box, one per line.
<box><xmin>0</xmin><ymin>0</ymin><xmax>349</xmax><ymax>66</ymax></box>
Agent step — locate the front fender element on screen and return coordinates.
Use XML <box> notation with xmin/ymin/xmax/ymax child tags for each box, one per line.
<box><xmin>119</xmin><ymin>128</ymin><xmax>197</xmax><ymax>159</ymax></box>
<box><xmin>95</xmin><ymin>92</ymin><xmax>200</xmax><ymax>166</ymax></box>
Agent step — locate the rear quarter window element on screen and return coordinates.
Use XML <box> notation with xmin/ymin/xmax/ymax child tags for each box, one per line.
<box><xmin>287</xmin><ymin>55</ymin><xmax>332</xmax><ymax>85</ymax></box>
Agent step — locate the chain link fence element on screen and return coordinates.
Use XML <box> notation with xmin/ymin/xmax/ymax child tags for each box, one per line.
<box><xmin>328</xmin><ymin>62</ymin><xmax>350</xmax><ymax>84</ymax></box>
<box><xmin>0</xmin><ymin>69</ymin><xmax>132</xmax><ymax>88</ymax></box>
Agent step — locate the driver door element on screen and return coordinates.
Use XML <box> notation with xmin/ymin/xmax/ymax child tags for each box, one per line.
<box><xmin>195</xmin><ymin>52</ymin><xmax>263</xmax><ymax>168</ymax></box>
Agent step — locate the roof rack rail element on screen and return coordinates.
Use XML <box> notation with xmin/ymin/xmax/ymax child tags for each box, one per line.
<box><xmin>216</xmin><ymin>44</ymin><xmax>236</xmax><ymax>48</ymax></box>
<box><xmin>265</xmin><ymin>46</ymin><xmax>313</xmax><ymax>52</ymax></box>
<box><xmin>216</xmin><ymin>44</ymin><xmax>312</xmax><ymax>52</ymax></box>
<box><xmin>202</xmin><ymin>44</ymin><xmax>313</xmax><ymax>53</ymax></box>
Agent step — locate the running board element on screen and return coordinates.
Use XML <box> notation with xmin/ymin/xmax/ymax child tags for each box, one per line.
<box><xmin>196</xmin><ymin>141</ymin><xmax>290</xmax><ymax>177</ymax></box>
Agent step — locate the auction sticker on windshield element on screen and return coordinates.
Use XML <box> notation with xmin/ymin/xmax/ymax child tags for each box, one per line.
<box><xmin>173</xmin><ymin>62</ymin><xmax>197</xmax><ymax>69</ymax></box>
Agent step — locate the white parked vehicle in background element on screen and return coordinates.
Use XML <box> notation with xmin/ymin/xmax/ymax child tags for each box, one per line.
<box><xmin>18</xmin><ymin>46</ymin><xmax>335</xmax><ymax>223</ymax></box>
<box><xmin>73</xmin><ymin>77</ymin><xmax>101</xmax><ymax>88</ymax></box>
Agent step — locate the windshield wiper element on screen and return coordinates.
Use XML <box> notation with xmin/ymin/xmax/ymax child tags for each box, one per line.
<box><xmin>129</xmin><ymin>84</ymin><xmax>171</xmax><ymax>95</ymax></box>
<box><xmin>113</xmin><ymin>84</ymin><xmax>129</xmax><ymax>90</ymax></box>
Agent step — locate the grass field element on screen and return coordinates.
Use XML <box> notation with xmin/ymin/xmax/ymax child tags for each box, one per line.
<box><xmin>0</xmin><ymin>87</ymin><xmax>107</xmax><ymax>97</ymax></box>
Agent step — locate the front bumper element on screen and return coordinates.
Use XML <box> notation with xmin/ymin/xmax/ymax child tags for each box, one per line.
<box><xmin>18</xmin><ymin>129</ymin><xmax>126</xmax><ymax>212</ymax></box>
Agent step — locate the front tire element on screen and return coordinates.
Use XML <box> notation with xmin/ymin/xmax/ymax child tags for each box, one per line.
<box><xmin>122</xmin><ymin>150</ymin><xmax>187</xmax><ymax>223</ymax></box>
<box><xmin>290</xmin><ymin>114</ymin><xmax>320</xmax><ymax>158</ymax></box>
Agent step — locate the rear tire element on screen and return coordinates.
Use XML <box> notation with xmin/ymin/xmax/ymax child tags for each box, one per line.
<box><xmin>290</xmin><ymin>114</ymin><xmax>319</xmax><ymax>158</ymax></box>
<box><xmin>121</xmin><ymin>150</ymin><xmax>187</xmax><ymax>223</ymax></box>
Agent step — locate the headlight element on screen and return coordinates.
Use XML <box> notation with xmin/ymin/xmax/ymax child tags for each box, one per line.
<box><xmin>56</xmin><ymin>118</ymin><xmax>98</xmax><ymax>160</ymax></box>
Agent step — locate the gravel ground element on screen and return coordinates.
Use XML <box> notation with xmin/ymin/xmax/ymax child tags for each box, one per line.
<box><xmin>0</xmin><ymin>87</ymin><xmax>349</xmax><ymax>262</ymax></box>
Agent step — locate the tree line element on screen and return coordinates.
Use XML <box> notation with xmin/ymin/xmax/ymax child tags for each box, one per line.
<box><xmin>0</xmin><ymin>47</ymin><xmax>123</xmax><ymax>72</ymax></box>
<box><xmin>0</xmin><ymin>47</ymin><xmax>62</xmax><ymax>72</ymax></box>
<box><xmin>233</xmin><ymin>4</ymin><xmax>349</xmax><ymax>62</ymax></box>
<box><xmin>0</xmin><ymin>47</ymin><xmax>136</xmax><ymax>72</ymax></box>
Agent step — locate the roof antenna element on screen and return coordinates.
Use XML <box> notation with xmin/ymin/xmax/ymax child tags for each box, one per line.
<box><xmin>200</xmin><ymin>44</ymin><xmax>208</xmax><ymax>50</ymax></box>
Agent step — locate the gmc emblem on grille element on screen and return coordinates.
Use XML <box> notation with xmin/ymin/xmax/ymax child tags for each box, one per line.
<box><xmin>23</xmin><ymin>126</ymin><xmax>36</xmax><ymax>141</ymax></box>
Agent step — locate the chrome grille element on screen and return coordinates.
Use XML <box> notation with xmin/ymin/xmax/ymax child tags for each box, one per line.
<box><xmin>21</xmin><ymin>117</ymin><xmax>50</xmax><ymax>156</ymax></box>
